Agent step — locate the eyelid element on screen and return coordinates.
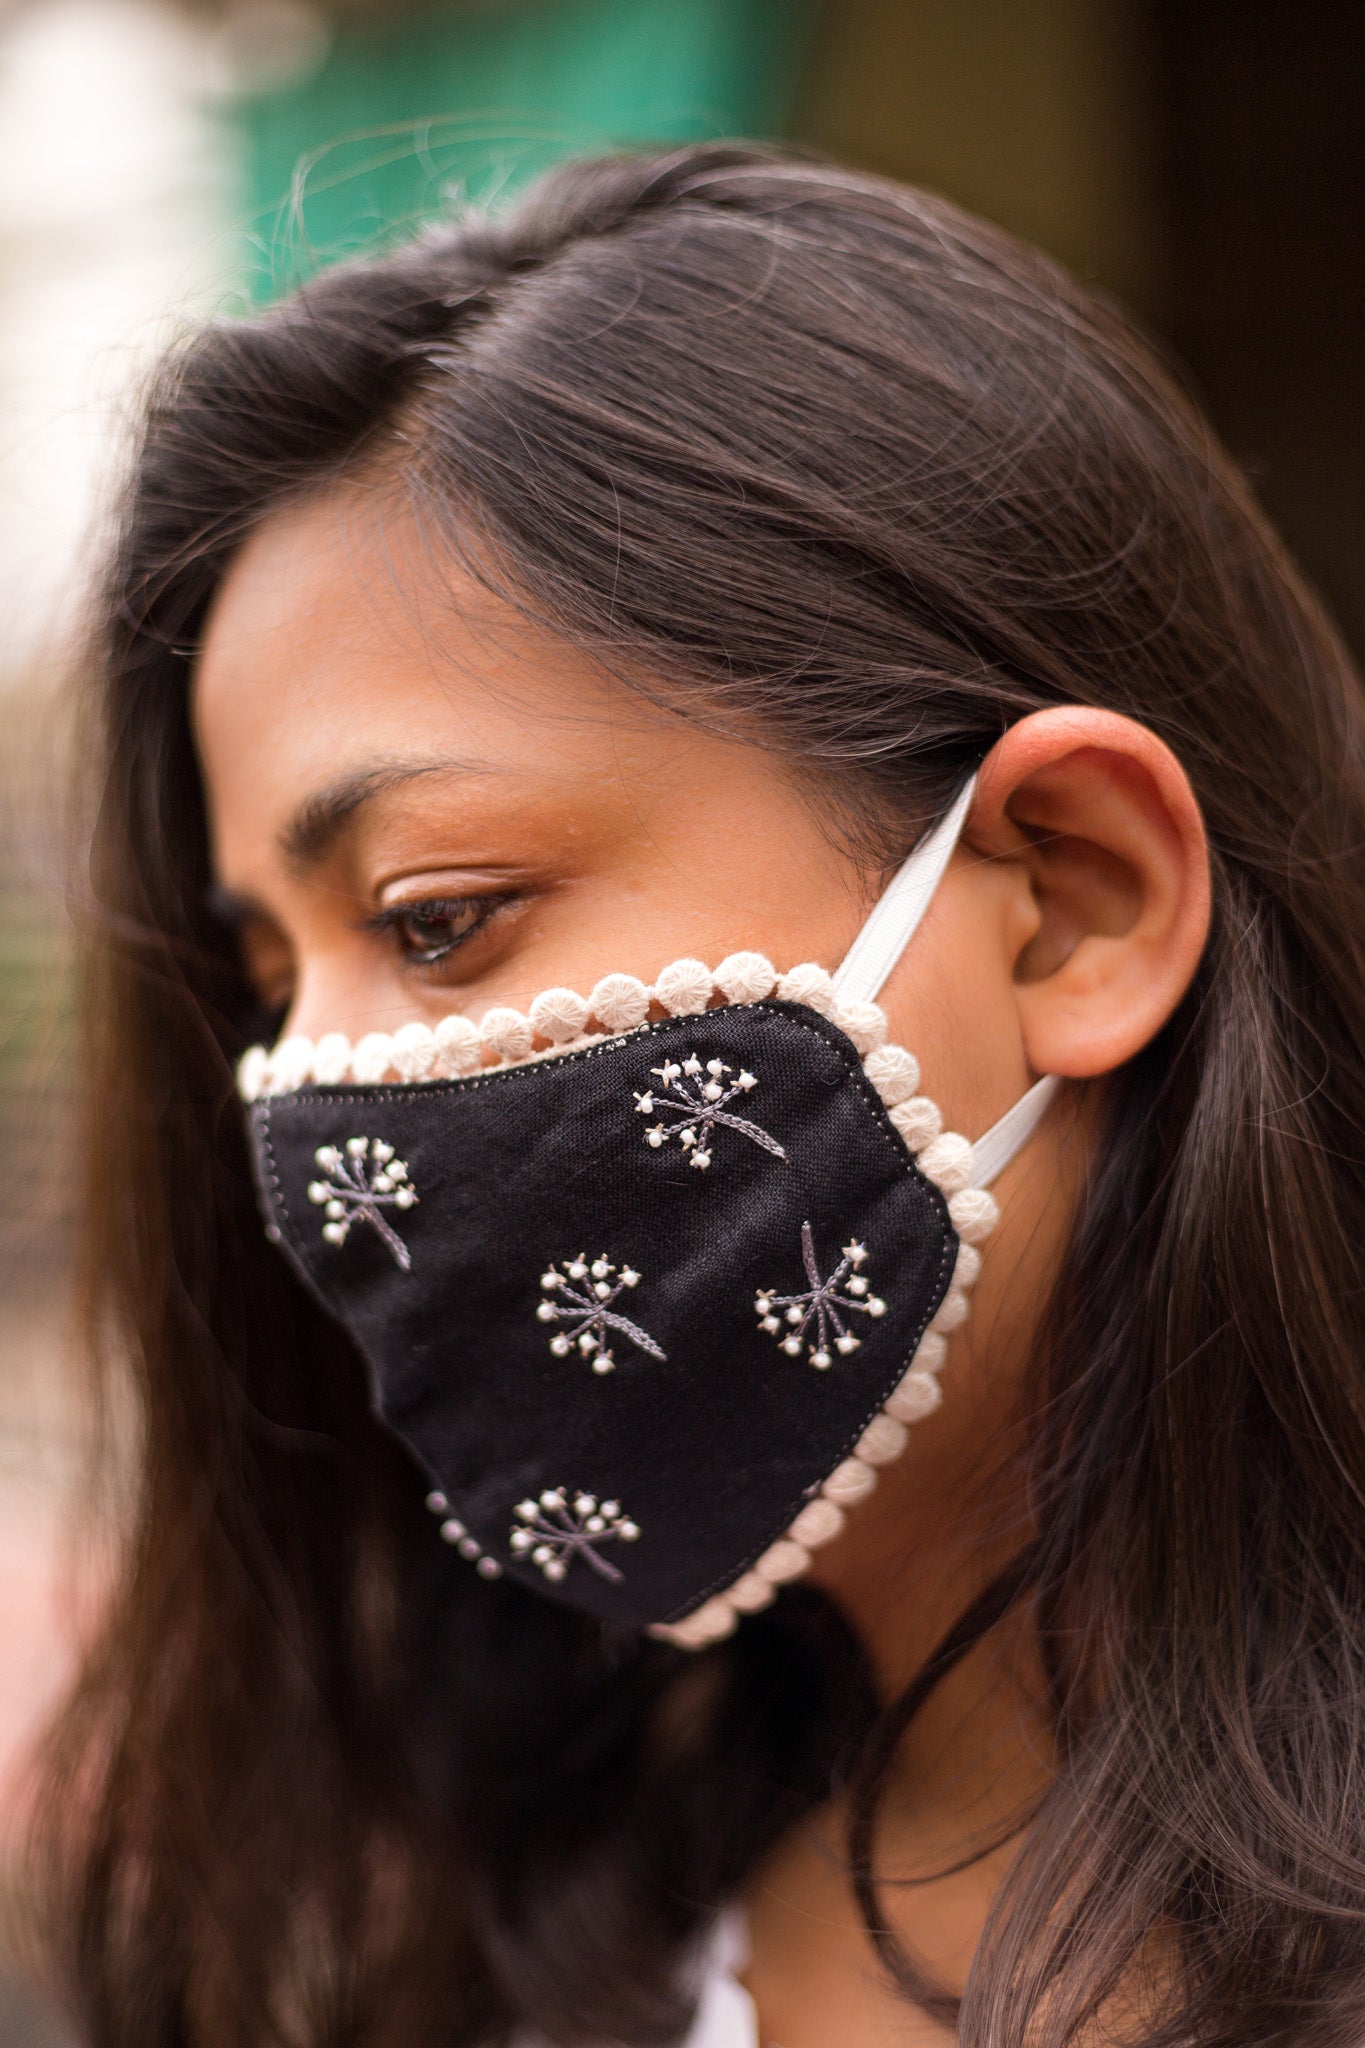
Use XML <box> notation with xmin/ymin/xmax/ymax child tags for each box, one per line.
<box><xmin>374</xmin><ymin>871</ymin><xmax>524</xmax><ymax>913</ymax></box>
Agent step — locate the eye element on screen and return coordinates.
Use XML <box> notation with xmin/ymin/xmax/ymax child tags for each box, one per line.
<box><xmin>370</xmin><ymin>894</ymin><xmax>505</xmax><ymax>968</ymax></box>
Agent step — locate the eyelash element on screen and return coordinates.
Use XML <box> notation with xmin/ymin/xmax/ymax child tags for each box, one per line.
<box><xmin>363</xmin><ymin>894</ymin><xmax>509</xmax><ymax>969</ymax></box>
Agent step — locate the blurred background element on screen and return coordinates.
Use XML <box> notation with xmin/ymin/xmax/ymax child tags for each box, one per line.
<box><xmin>0</xmin><ymin>0</ymin><xmax>1359</xmax><ymax>2037</ymax></box>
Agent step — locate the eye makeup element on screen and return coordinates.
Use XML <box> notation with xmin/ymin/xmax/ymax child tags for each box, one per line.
<box><xmin>361</xmin><ymin>892</ymin><xmax>518</xmax><ymax>971</ymax></box>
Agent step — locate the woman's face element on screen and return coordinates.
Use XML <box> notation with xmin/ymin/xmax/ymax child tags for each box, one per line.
<box><xmin>195</xmin><ymin>487</ymin><xmax>1035</xmax><ymax>1145</ymax></box>
<box><xmin>193</xmin><ymin>482</ymin><xmax>1195</xmax><ymax>1677</ymax></box>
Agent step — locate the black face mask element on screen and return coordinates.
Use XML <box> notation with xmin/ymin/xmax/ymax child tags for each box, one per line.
<box><xmin>240</xmin><ymin>778</ymin><xmax>1057</xmax><ymax>1647</ymax></box>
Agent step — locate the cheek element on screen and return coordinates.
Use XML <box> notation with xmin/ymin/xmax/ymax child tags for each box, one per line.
<box><xmin>877</xmin><ymin>862</ymin><xmax>1034</xmax><ymax>1144</ymax></box>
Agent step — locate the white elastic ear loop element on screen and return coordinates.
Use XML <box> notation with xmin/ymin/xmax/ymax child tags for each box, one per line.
<box><xmin>831</xmin><ymin>771</ymin><xmax>1060</xmax><ymax>1186</ymax></box>
<box><xmin>831</xmin><ymin>774</ymin><xmax>978</xmax><ymax>1006</ymax></box>
<box><xmin>969</xmin><ymin>1075</ymin><xmax>1061</xmax><ymax>1188</ymax></box>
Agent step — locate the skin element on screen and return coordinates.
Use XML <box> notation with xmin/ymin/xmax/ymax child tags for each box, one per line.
<box><xmin>194</xmin><ymin>485</ymin><xmax>1211</xmax><ymax>2047</ymax></box>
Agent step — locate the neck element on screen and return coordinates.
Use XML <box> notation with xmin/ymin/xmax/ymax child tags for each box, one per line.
<box><xmin>742</xmin><ymin>1385</ymin><xmax>1051</xmax><ymax>2043</ymax></box>
<box><xmin>741</xmin><ymin>1595</ymin><xmax>1051</xmax><ymax>2046</ymax></box>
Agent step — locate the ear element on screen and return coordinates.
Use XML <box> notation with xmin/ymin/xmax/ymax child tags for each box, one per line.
<box><xmin>969</xmin><ymin>708</ymin><xmax>1211</xmax><ymax>1078</ymax></box>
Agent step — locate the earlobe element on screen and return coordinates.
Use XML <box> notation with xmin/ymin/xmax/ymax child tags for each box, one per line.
<box><xmin>971</xmin><ymin>709</ymin><xmax>1211</xmax><ymax>1079</ymax></box>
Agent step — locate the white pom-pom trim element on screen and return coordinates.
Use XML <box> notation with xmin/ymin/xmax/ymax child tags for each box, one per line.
<box><xmin>235</xmin><ymin>1045</ymin><xmax>269</xmax><ymax>1102</ymax></box>
<box><xmin>928</xmin><ymin>1288</ymin><xmax>970</xmax><ymax>1335</ymax></box>
<box><xmin>653</xmin><ymin>958</ymin><xmax>714</xmax><ymax>1016</ymax></box>
<box><xmin>834</xmin><ymin>998</ymin><xmax>887</xmax><ymax>1055</ymax></box>
<box><xmin>915</xmin><ymin>1330</ymin><xmax>949</xmax><ymax>1376</ymax></box>
<box><xmin>888</xmin><ymin>1095</ymin><xmax>942</xmax><ymax>1151</ymax></box>
<box><xmin>885</xmin><ymin>1369</ymin><xmax>943</xmax><ymax>1422</ymax></box>
<box><xmin>714</xmin><ymin>952</ymin><xmax>777</xmax><ymax>1004</ymax></box>
<box><xmin>856</xmin><ymin>1414</ymin><xmax>908</xmax><ymax>1465</ymax></box>
<box><xmin>479</xmin><ymin>1007</ymin><xmax>534</xmax><ymax>1062</ymax></box>
<box><xmin>952</xmin><ymin>1242</ymin><xmax>982</xmax><ymax>1291</ymax></box>
<box><xmin>269</xmin><ymin>1035</ymin><xmax>315</xmax><ymax>1094</ymax></box>
<box><xmin>947</xmin><ymin>1186</ymin><xmax>1000</xmax><ymax>1245</ymax></box>
<box><xmin>748</xmin><ymin>1538</ymin><xmax>806</xmax><ymax>1585</ymax></box>
<box><xmin>727</xmin><ymin>1571</ymin><xmax>777</xmax><ymax>1614</ymax></box>
<box><xmin>236</xmin><ymin>956</ymin><xmax>922</xmax><ymax>1094</ymax></box>
<box><xmin>822</xmin><ymin>1456</ymin><xmax>879</xmax><ymax>1506</ymax></box>
<box><xmin>391</xmin><ymin>1022</ymin><xmax>437</xmax><ymax>1081</ymax></box>
<box><xmin>775</xmin><ymin>963</ymin><xmax>839</xmax><ymax>1020</ymax></box>
<box><xmin>916</xmin><ymin>1132</ymin><xmax>975</xmax><ymax>1196</ymax></box>
<box><xmin>528</xmin><ymin>987</ymin><xmax>591</xmax><ymax>1044</ymax></box>
<box><xmin>351</xmin><ymin>1032</ymin><xmax>395</xmax><ymax>1085</ymax></box>
<box><xmin>237</xmin><ymin>959</ymin><xmax>999</xmax><ymax>1656</ymax></box>
<box><xmin>313</xmin><ymin>1033</ymin><xmax>352</xmax><ymax>1086</ymax></box>
<box><xmin>863</xmin><ymin>1043</ymin><xmax>920</xmax><ymax>1106</ymax></box>
<box><xmin>788</xmin><ymin>1497</ymin><xmax>845</xmax><ymax>1548</ymax></box>
<box><xmin>589</xmin><ymin>973</ymin><xmax>651</xmax><ymax>1033</ymax></box>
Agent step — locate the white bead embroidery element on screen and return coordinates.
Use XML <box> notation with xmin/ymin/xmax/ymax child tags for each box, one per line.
<box><xmin>632</xmin><ymin>1054</ymin><xmax>787</xmax><ymax>1170</ymax></box>
<box><xmin>510</xmin><ymin>1488</ymin><xmax>641</xmax><ymax>1584</ymax></box>
<box><xmin>755</xmin><ymin>1220</ymin><xmax>887</xmax><ymax>1368</ymax></box>
<box><xmin>422</xmin><ymin>1492</ymin><xmax>503</xmax><ymax>1577</ymax></box>
<box><xmin>307</xmin><ymin>1137</ymin><xmax>417</xmax><ymax>1270</ymax></box>
<box><xmin>537</xmin><ymin>1256</ymin><xmax>666</xmax><ymax>1373</ymax></box>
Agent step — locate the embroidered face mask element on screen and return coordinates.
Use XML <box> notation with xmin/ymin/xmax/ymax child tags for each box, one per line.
<box><xmin>239</xmin><ymin>776</ymin><xmax>1057</xmax><ymax>1648</ymax></box>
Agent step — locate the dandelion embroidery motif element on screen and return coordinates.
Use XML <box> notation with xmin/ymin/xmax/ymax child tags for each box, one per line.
<box><xmin>307</xmin><ymin>1137</ymin><xmax>417</xmax><ymax>1270</ymax></box>
<box><xmin>537</xmin><ymin>1256</ymin><xmax>666</xmax><ymax>1373</ymax></box>
<box><xmin>633</xmin><ymin>1054</ymin><xmax>787</xmax><ymax>1171</ymax></box>
<box><xmin>755</xmin><ymin>1221</ymin><xmax>887</xmax><ymax>1369</ymax></box>
<box><xmin>510</xmin><ymin>1489</ymin><xmax>641</xmax><ymax>1583</ymax></box>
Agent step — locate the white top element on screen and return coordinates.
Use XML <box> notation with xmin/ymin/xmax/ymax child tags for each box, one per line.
<box><xmin>511</xmin><ymin>1912</ymin><xmax>758</xmax><ymax>2048</ymax></box>
<box><xmin>678</xmin><ymin>1914</ymin><xmax>759</xmax><ymax>2048</ymax></box>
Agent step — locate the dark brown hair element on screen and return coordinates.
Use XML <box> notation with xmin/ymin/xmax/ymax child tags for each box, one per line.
<box><xmin>35</xmin><ymin>143</ymin><xmax>1365</xmax><ymax>2046</ymax></box>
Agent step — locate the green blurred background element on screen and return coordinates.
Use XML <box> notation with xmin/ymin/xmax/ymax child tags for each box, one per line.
<box><xmin>238</xmin><ymin>0</ymin><xmax>819</xmax><ymax>288</ymax></box>
<box><xmin>0</xmin><ymin>2</ymin><xmax>1358</xmax><ymax>2037</ymax></box>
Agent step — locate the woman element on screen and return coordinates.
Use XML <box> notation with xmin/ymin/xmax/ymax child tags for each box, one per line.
<box><xmin>34</xmin><ymin>143</ymin><xmax>1365</xmax><ymax>2046</ymax></box>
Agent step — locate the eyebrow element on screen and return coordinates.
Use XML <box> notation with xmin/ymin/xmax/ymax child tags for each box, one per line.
<box><xmin>277</xmin><ymin>755</ymin><xmax>496</xmax><ymax>870</ymax></box>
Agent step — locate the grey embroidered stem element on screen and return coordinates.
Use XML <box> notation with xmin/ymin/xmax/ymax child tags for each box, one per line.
<box><xmin>307</xmin><ymin>1138</ymin><xmax>417</xmax><ymax>1269</ymax></box>
<box><xmin>755</xmin><ymin>1221</ymin><xmax>887</xmax><ymax>1369</ymax></box>
<box><xmin>536</xmin><ymin>1256</ymin><xmax>666</xmax><ymax>1373</ymax></box>
<box><xmin>634</xmin><ymin>1054</ymin><xmax>787</xmax><ymax>1170</ymax></box>
<box><xmin>510</xmin><ymin>1489</ymin><xmax>641</xmax><ymax>1583</ymax></box>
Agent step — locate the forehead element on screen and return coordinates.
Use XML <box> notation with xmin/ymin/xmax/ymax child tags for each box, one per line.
<box><xmin>192</xmin><ymin>484</ymin><xmax>659</xmax><ymax>789</ymax></box>
<box><xmin>189</xmin><ymin>487</ymin><xmax>827</xmax><ymax>902</ymax></box>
